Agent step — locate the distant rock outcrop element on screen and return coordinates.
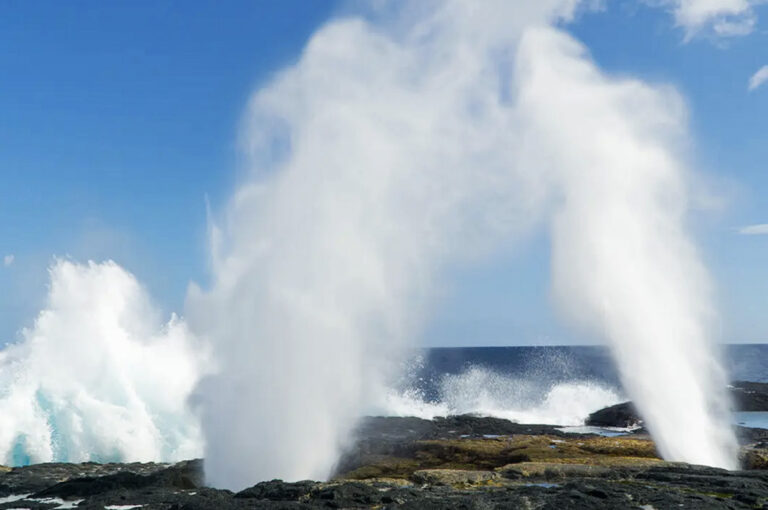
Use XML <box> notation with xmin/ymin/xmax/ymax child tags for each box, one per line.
<box><xmin>585</xmin><ymin>402</ymin><xmax>642</xmax><ymax>428</ymax></box>
<box><xmin>730</xmin><ymin>381</ymin><xmax>768</xmax><ymax>412</ymax></box>
<box><xmin>587</xmin><ymin>381</ymin><xmax>768</xmax><ymax>429</ymax></box>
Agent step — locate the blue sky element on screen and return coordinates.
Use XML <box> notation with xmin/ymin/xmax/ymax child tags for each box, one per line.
<box><xmin>1</xmin><ymin>1</ymin><xmax>767</xmax><ymax>346</ymax></box>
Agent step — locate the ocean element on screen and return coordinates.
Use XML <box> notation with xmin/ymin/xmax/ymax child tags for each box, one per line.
<box><xmin>373</xmin><ymin>344</ymin><xmax>768</xmax><ymax>427</ymax></box>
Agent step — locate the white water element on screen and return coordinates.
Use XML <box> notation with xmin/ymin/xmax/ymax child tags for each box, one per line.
<box><xmin>0</xmin><ymin>260</ymin><xmax>205</xmax><ymax>465</ymax></box>
<box><xmin>374</xmin><ymin>367</ymin><xmax>622</xmax><ymax>426</ymax></box>
<box><xmin>0</xmin><ymin>495</ymin><xmax>86</xmax><ymax>509</ymax></box>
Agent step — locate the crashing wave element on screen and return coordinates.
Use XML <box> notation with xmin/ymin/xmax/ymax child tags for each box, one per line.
<box><xmin>0</xmin><ymin>260</ymin><xmax>206</xmax><ymax>466</ymax></box>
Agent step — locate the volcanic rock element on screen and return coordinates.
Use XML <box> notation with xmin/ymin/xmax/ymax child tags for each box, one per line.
<box><xmin>0</xmin><ymin>415</ymin><xmax>765</xmax><ymax>509</ymax></box>
<box><xmin>585</xmin><ymin>401</ymin><xmax>642</xmax><ymax>428</ymax></box>
<box><xmin>730</xmin><ymin>381</ymin><xmax>768</xmax><ymax>412</ymax></box>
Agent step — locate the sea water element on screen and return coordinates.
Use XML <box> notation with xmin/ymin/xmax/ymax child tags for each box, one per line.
<box><xmin>373</xmin><ymin>345</ymin><xmax>768</xmax><ymax>427</ymax></box>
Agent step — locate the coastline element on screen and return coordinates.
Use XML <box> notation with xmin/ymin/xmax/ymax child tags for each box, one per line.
<box><xmin>0</xmin><ymin>413</ymin><xmax>766</xmax><ymax>510</ymax></box>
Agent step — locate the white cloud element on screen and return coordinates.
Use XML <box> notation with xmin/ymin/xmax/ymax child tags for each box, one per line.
<box><xmin>3</xmin><ymin>255</ymin><xmax>13</xmax><ymax>267</ymax></box>
<box><xmin>738</xmin><ymin>223</ymin><xmax>768</xmax><ymax>234</ymax></box>
<box><xmin>749</xmin><ymin>65</ymin><xmax>768</xmax><ymax>91</ymax></box>
<box><xmin>655</xmin><ymin>0</ymin><xmax>761</xmax><ymax>39</ymax></box>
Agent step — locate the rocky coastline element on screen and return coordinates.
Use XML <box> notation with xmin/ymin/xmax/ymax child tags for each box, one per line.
<box><xmin>1</xmin><ymin>382</ymin><xmax>767</xmax><ymax>509</ymax></box>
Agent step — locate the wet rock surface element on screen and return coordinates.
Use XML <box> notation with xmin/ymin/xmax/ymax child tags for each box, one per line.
<box><xmin>0</xmin><ymin>415</ymin><xmax>765</xmax><ymax>509</ymax></box>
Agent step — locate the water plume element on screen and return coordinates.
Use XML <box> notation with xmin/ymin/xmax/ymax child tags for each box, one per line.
<box><xmin>189</xmin><ymin>0</ymin><xmax>572</xmax><ymax>489</ymax></box>
<box><xmin>191</xmin><ymin>0</ymin><xmax>737</xmax><ymax>488</ymax></box>
<box><xmin>515</xmin><ymin>27</ymin><xmax>738</xmax><ymax>467</ymax></box>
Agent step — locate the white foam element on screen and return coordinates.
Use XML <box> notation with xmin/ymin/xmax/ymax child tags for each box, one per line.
<box><xmin>374</xmin><ymin>367</ymin><xmax>623</xmax><ymax>426</ymax></box>
<box><xmin>0</xmin><ymin>260</ymin><xmax>206</xmax><ymax>465</ymax></box>
<box><xmin>0</xmin><ymin>495</ymin><xmax>84</xmax><ymax>510</ymax></box>
<box><xmin>0</xmin><ymin>494</ymin><xmax>30</xmax><ymax>504</ymax></box>
<box><xmin>373</xmin><ymin>388</ymin><xmax>450</xmax><ymax>420</ymax></box>
<box><xmin>29</xmin><ymin>498</ymin><xmax>84</xmax><ymax>509</ymax></box>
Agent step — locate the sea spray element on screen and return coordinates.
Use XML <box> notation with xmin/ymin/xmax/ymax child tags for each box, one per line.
<box><xmin>188</xmin><ymin>1</ymin><xmax>579</xmax><ymax>489</ymax></box>
<box><xmin>372</xmin><ymin>365</ymin><xmax>623</xmax><ymax>426</ymax></box>
<box><xmin>191</xmin><ymin>0</ymin><xmax>737</xmax><ymax>487</ymax></box>
<box><xmin>0</xmin><ymin>260</ymin><xmax>205</xmax><ymax>465</ymax></box>
<box><xmin>515</xmin><ymin>27</ymin><xmax>738</xmax><ymax>468</ymax></box>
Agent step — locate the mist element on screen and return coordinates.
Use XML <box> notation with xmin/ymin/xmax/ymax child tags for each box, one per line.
<box><xmin>189</xmin><ymin>0</ymin><xmax>737</xmax><ymax>489</ymax></box>
<box><xmin>516</xmin><ymin>27</ymin><xmax>738</xmax><ymax>467</ymax></box>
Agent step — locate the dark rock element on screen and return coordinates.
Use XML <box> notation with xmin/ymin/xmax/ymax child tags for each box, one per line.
<box><xmin>730</xmin><ymin>381</ymin><xmax>768</xmax><ymax>412</ymax></box>
<box><xmin>314</xmin><ymin>482</ymin><xmax>381</xmax><ymax>506</ymax></box>
<box><xmin>0</xmin><ymin>461</ymin><xmax>170</xmax><ymax>495</ymax></box>
<box><xmin>32</xmin><ymin>471</ymin><xmax>151</xmax><ymax>498</ymax></box>
<box><xmin>0</xmin><ymin>457</ymin><xmax>764</xmax><ymax>509</ymax></box>
<box><xmin>352</xmin><ymin>414</ymin><xmax>571</xmax><ymax>442</ymax></box>
<box><xmin>31</xmin><ymin>459</ymin><xmax>204</xmax><ymax>499</ymax></box>
<box><xmin>737</xmin><ymin>426</ymin><xmax>768</xmax><ymax>444</ymax></box>
<box><xmin>235</xmin><ymin>480</ymin><xmax>315</xmax><ymax>500</ymax></box>
<box><xmin>588</xmin><ymin>382</ymin><xmax>768</xmax><ymax>429</ymax></box>
<box><xmin>152</xmin><ymin>458</ymin><xmax>205</xmax><ymax>489</ymax></box>
<box><xmin>0</xmin><ymin>413</ymin><xmax>766</xmax><ymax>509</ymax></box>
<box><xmin>585</xmin><ymin>401</ymin><xmax>642</xmax><ymax>428</ymax></box>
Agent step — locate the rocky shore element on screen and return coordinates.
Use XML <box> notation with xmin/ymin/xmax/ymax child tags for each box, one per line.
<box><xmin>0</xmin><ymin>383</ymin><xmax>766</xmax><ymax>509</ymax></box>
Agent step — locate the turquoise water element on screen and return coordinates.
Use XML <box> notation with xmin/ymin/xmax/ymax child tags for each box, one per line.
<box><xmin>734</xmin><ymin>412</ymin><xmax>768</xmax><ymax>429</ymax></box>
